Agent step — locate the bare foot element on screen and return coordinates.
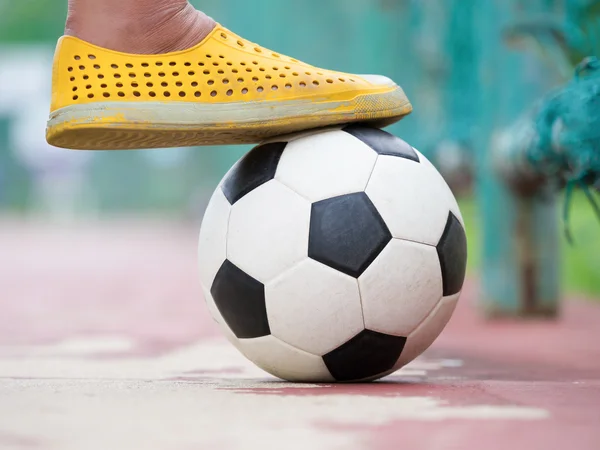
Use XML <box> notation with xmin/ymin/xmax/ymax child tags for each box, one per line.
<box><xmin>64</xmin><ymin>0</ymin><xmax>216</xmax><ymax>54</ymax></box>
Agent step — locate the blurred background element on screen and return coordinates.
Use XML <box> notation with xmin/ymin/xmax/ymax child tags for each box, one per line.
<box><xmin>0</xmin><ymin>0</ymin><xmax>599</xmax><ymax>313</ymax></box>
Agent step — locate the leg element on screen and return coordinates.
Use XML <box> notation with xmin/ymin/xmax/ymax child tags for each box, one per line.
<box><xmin>65</xmin><ymin>0</ymin><xmax>215</xmax><ymax>53</ymax></box>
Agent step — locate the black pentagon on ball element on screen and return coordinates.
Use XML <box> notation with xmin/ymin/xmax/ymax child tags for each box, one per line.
<box><xmin>342</xmin><ymin>124</ymin><xmax>419</xmax><ymax>162</ymax></box>
<box><xmin>210</xmin><ymin>260</ymin><xmax>270</xmax><ymax>339</ymax></box>
<box><xmin>221</xmin><ymin>141</ymin><xmax>287</xmax><ymax>205</ymax></box>
<box><xmin>308</xmin><ymin>192</ymin><xmax>392</xmax><ymax>278</ymax></box>
<box><xmin>323</xmin><ymin>330</ymin><xmax>407</xmax><ymax>382</ymax></box>
<box><xmin>436</xmin><ymin>212</ymin><xmax>468</xmax><ymax>296</ymax></box>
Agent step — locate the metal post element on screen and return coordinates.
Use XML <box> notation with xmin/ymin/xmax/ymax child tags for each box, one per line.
<box><xmin>474</xmin><ymin>0</ymin><xmax>562</xmax><ymax>318</ymax></box>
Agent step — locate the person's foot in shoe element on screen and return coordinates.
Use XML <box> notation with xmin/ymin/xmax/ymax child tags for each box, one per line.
<box><xmin>47</xmin><ymin>0</ymin><xmax>412</xmax><ymax>150</ymax></box>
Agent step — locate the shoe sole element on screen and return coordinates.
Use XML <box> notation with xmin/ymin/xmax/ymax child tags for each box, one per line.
<box><xmin>46</xmin><ymin>87</ymin><xmax>411</xmax><ymax>150</ymax></box>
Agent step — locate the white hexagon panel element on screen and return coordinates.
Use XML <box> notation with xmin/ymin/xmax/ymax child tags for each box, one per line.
<box><xmin>275</xmin><ymin>129</ymin><xmax>378</xmax><ymax>202</ymax></box>
<box><xmin>227</xmin><ymin>179</ymin><xmax>311</xmax><ymax>284</ymax></box>
<box><xmin>393</xmin><ymin>292</ymin><xmax>460</xmax><ymax>370</ymax></box>
<box><xmin>358</xmin><ymin>239</ymin><xmax>443</xmax><ymax>337</ymax></box>
<box><xmin>365</xmin><ymin>148</ymin><xmax>463</xmax><ymax>246</ymax></box>
<box><xmin>265</xmin><ymin>258</ymin><xmax>364</xmax><ymax>356</ymax></box>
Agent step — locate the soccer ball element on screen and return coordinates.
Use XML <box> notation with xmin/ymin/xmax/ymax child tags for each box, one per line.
<box><xmin>197</xmin><ymin>125</ymin><xmax>467</xmax><ymax>382</ymax></box>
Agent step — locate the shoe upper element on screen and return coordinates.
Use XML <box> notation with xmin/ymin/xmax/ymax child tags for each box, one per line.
<box><xmin>50</xmin><ymin>24</ymin><xmax>399</xmax><ymax>112</ymax></box>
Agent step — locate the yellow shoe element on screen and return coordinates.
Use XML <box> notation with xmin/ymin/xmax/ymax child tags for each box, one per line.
<box><xmin>46</xmin><ymin>24</ymin><xmax>412</xmax><ymax>150</ymax></box>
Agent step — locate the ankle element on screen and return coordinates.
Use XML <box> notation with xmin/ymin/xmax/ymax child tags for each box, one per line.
<box><xmin>65</xmin><ymin>1</ymin><xmax>216</xmax><ymax>54</ymax></box>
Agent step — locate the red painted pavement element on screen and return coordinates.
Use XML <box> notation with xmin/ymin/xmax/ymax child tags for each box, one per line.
<box><xmin>0</xmin><ymin>219</ymin><xmax>599</xmax><ymax>449</ymax></box>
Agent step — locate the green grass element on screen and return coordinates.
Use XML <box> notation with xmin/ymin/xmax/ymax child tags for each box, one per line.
<box><xmin>457</xmin><ymin>191</ymin><xmax>600</xmax><ymax>298</ymax></box>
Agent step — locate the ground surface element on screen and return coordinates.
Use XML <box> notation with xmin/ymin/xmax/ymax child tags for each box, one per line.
<box><xmin>0</xmin><ymin>219</ymin><xmax>599</xmax><ymax>450</ymax></box>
